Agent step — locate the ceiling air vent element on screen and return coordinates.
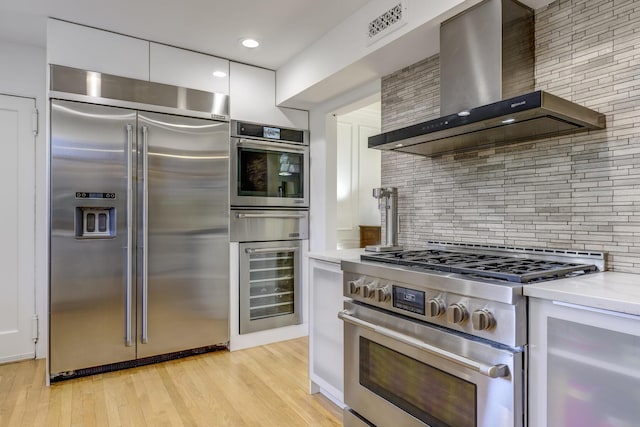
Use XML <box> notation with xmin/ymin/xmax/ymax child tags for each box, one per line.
<box><xmin>367</xmin><ymin>3</ymin><xmax>408</xmax><ymax>45</ymax></box>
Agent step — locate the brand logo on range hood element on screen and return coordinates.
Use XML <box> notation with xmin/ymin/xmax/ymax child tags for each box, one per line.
<box><xmin>511</xmin><ymin>101</ymin><xmax>527</xmax><ymax>108</ymax></box>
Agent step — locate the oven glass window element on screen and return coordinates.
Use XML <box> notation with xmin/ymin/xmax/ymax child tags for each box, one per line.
<box><xmin>238</xmin><ymin>148</ymin><xmax>303</xmax><ymax>198</ymax></box>
<box><xmin>360</xmin><ymin>337</ymin><xmax>477</xmax><ymax>427</ymax></box>
<box><xmin>248</xmin><ymin>250</ymin><xmax>295</xmax><ymax>320</ymax></box>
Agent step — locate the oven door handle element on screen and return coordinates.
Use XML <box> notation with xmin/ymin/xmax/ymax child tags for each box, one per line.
<box><xmin>246</xmin><ymin>246</ymin><xmax>300</xmax><ymax>254</ymax></box>
<box><xmin>237</xmin><ymin>139</ymin><xmax>307</xmax><ymax>153</ymax></box>
<box><xmin>338</xmin><ymin>310</ymin><xmax>510</xmax><ymax>379</ymax></box>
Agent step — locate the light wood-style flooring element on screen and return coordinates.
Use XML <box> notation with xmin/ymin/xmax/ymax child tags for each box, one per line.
<box><xmin>0</xmin><ymin>337</ymin><xmax>342</xmax><ymax>427</ymax></box>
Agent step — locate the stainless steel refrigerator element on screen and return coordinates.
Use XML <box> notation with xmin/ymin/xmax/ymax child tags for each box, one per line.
<box><xmin>50</xmin><ymin>99</ymin><xmax>229</xmax><ymax>378</ymax></box>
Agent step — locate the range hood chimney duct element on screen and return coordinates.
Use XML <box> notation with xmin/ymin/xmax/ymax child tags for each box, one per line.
<box><xmin>440</xmin><ymin>0</ymin><xmax>534</xmax><ymax>116</ymax></box>
<box><xmin>369</xmin><ymin>0</ymin><xmax>605</xmax><ymax>157</ymax></box>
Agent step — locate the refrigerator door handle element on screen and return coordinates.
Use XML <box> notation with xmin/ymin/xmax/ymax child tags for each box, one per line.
<box><xmin>125</xmin><ymin>124</ymin><xmax>134</xmax><ymax>347</ymax></box>
<box><xmin>141</xmin><ymin>125</ymin><xmax>149</xmax><ymax>344</ymax></box>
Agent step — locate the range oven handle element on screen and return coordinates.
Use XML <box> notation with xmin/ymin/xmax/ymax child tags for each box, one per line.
<box><xmin>236</xmin><ymin>139</ymin><xmax>307</xmax><ymax>153</ymax></box>
<box><xmin>338</xmin><ymin>310</ymin><xmax>510</xmax><ymax>379</ymax></box>
<box><xmin>236</xmin><ymin>213</ymin><xmax>307</xmax><ymax>219</ymax></box>
<box><xmin>246</xmin><ymin>246</ymin><xmax>300</xmax><ymax>254</ymax></box>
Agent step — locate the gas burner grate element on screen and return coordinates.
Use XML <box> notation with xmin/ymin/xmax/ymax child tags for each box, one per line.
<box><xmin>450</xmin><ymin>259</ymin><xmax>599</xmax><ymax>283</ymax></box>
<box><xmin>361</xmin><ymin>249</ymin><xmax>599</xmax><ymax>283</ymax></box>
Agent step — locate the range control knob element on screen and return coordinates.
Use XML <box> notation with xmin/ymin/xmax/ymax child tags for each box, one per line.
<box><xmin>375</xmin><ymin>286</ymin><xmax>391</xmax><ymax>302</ymax></box>
<box><xmin>472</xmin><ymin>309</ymin><xmax>496</xmax><ymax>331</ymax></box>
<box><xmin>362</xmin><ymin>284</ymin><xmax>377</xmax><ymax>299</ymax></box>
<box><xmin>348</xmin><ymin>279</ymin><xmax>363</xmax><ymax>295</ymax></box>
<box><xmin>446</xmin><ymin>303</ymin><xmax>468</xmax><ymax>325</ymax></box>
<box><xmin>426</xmin><ymin>298</ymin><xmax>446</xmax><ymax>317</ymax></box>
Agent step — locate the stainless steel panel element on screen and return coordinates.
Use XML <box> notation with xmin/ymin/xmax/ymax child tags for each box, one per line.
<box><xmin>440</xmin><ymin>0</ymin><xmax>504</xmax><ymax>115</ymax></box>
<box><xmin>341</xmin><ymin>260</ymin><xmax>522</xmax><ymax>304</ymax></box>
<box><xmin>440</xmin><ymin>0</ymin><xmax>534</xmax><ymax>115</ymax></box>
<box><xmin>50</xmin><ymin>99</ymin><xmax>136</xmax><ymax>374</ymax></box>
<box><xmin>230</xmin><ymin>209</ymin><xmax>309</xmax><ymax>242</ymax></box>
<box><xmin>137</xmin><ymin>112</ymin><xmax>229</xmax><ymax>357</ymax></box>
<box><xmin>50</xmin><ymin>65</ymin><xmax>229</xmax><ymax>120</ymax></box>
<box><xmin>342</xmin><ymin>301</ymin><xmax>523</xmax><ymax>427</ymax></box>
<box><xmin>342</xmin><ymin>266</ymin><xmax>526</xmax><ymax>346</ymax></box>
<box><xmin>501</xmin><ymin>0</ymin><xmax>535</xmax><ymax>99</ymax></box>
<box><xmin>239</xmin><ymin>240</ymin><xmax>302</xmax><ymax>334</ymax></box>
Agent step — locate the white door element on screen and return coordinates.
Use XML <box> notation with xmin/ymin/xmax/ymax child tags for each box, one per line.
<box><xmin>0</xmin><ymin>94</ymin><xmax>36</xmax><ymax>363</ymax></box>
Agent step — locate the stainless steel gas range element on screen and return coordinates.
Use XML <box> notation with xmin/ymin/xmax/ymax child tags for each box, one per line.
<box><xmin>340</xmin><ymin>241</ymin><xmax>605</xmax><ymax>427</ymax></box>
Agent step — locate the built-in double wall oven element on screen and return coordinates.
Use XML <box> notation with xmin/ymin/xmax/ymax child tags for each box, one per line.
<box><xmin>230</xmin><ymin>121</ymin><xmax>309</xmax><ymax>334</ymax></box>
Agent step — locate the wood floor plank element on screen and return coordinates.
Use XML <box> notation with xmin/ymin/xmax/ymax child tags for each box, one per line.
<box><xmin>0</xmin><ymin>337</ymin><xmax>342</xmax><ymax>427</ymax></box>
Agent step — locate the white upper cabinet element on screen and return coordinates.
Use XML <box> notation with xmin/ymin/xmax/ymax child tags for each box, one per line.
<box><xmin>229</xmin><ymin>62</ymin><xmax>308</xmax><ymax>130</ymax></box>
<box><xmin>47</xmin><ymin>19</ymin><xmax>149</xmax><ymax>81</ymax></box>
<box><xmin>149</xmin><ymin>43</ymin><xmax>229</xmax><ymax>94</ymax></box>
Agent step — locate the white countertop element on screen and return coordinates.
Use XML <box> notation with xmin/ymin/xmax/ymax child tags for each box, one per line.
<box><xmin>307</xmin><ymin>248</ymin><xmax>365</xmax><ymax>264</ymax></box>
<box><xmin>524</xmin><ymin>272</ymin><xmax>640</xmax><ymax>316</ymax></box>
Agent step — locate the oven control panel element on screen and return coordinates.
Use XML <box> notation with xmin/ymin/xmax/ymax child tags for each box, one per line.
<box><xmin>343</xmin><ymin>272</ymin><xmax>523</xmax><ymax>346</ymax></box>
<box><xmin>393</xmin><ymin>286</ymin><xmax>425</xmax><ymax>315</ymax></box>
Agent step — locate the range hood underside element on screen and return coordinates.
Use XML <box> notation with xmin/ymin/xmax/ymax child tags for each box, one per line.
<box><xmin>392</xmin><ymin>115</ymin><xmax>584</xmax><ymax>157</ymax></box>
<box><xmin>369</xmin><ymin>91</ymin><xmax>606</xmax><ymax>157</ymax></box>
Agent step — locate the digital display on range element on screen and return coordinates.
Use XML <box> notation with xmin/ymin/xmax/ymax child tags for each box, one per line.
<box><xmin>393</xmin><ymin>286</ymin><xmax>425</xmax><ymax>315</ymax></box>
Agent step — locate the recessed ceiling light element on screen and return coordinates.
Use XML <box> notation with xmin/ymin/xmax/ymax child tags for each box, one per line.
<box><xmin>212</xmin><ymin>71</ymin><xmax>227</xmax><ymax>78</ymax></box>
<box><xmin>458</xmin><ymin>110</ymin><xmax>471</xmax><ymax>117</ymax></box>
<box><xmin>502</xmin><ymin>118</ymin><xmax>516</xmax><ymax>124</ymax></box>
<box><xmin>241</xmin><ymin>38</ymin><xmax>260</xmax><ymax>48</ymax></box>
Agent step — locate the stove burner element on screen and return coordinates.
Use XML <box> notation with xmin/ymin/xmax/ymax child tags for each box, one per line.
<box><xmin>362</xmin><ymin>249</ymin><xmax>598</xmax><ymax>283</ymax></box>
<box><xmin>450</xmin><ymin>258</ymin><xmax>598</xmax><ymax>283</ymax></box>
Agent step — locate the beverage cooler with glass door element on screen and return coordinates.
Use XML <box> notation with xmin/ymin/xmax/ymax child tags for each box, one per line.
<box><xmin>239</xmin><ymin>239</ymin><xmax>301</xmax><ymax>333</ymax></box>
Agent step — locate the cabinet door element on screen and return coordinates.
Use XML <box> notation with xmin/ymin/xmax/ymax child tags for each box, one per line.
<box><xmin>47</xmin><ymin>19</ymin><xmax>149</xmax><ymax>81</ymax></box>
<box><xmin>309</xmin><ymin>259</ymin><xmax>344</xmax><ymax>405</ymax></box>
<box><xmin>229</xmin><ymin>62</ymin><xmax>308</xmax><ymax>129</ymax></box>
<box><xmin>529</xmin><ymin>298</ymin><xmax>640</xmax><ymax>427</ymax></box>
<box><xmin>149</xmin><ymin>43</ymin><xmax>229</xmax><ymax>94</ymax></box>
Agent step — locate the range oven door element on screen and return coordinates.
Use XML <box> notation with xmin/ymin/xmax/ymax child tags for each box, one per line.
<box><xmin>239</xmin><ymin>240</ymin><xmax>302</xmax><ymax>334</ymax></box>
<box><xmin>341</xmin><ymin>301</ymin><xmax>524</xmax><ymax>427</ymax></box>
<box><xmin>230</xmin><ymin>137</ymin><xmax>309</xmax><ymax>208</ymax></box>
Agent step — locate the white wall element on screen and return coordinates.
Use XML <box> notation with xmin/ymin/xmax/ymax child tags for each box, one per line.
<box><xmin>0</xmin><ymin>40</ymin><xmax>47</xmax><ymax>358</ymax></box>
<box><xmin>275</xmin><ymin>0</ymin><xmax>484</xmax><ymax>108</ymax></box>
<box><xmin>336</xmin><ymin>102</ymin><xmax>381</xmax><ymax>249</ymax></box>
<box><xmin>308</xmin><ymin>80</ymin><xmax>380</xmax><ymax>252</ymax></box>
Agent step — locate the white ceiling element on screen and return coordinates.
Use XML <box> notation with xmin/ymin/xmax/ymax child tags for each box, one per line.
<box><xmin>0</xmin><ymin>0</ymin><xmax>371</xmax><ymax>70</ymax></box>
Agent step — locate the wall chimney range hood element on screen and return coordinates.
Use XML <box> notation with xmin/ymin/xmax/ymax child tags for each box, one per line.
<box><xmin>369</xmin><ymin>90</ymin><xmax>606</xmax><ymax>156</ymax></box>
<box><xmin>369</xmin><ymin>0</ymin><xmax>606</xmax><ymax>157</ymax></box>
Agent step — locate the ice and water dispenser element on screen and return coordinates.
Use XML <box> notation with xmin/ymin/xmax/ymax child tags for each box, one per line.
<box><xmin>74</xmin><ymin>192</ymin><xmax>117</xmax><ymax>238</ymax></box>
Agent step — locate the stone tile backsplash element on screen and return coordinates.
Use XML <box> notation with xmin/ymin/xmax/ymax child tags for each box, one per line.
<box><xmin>380</xmin><ymin>0</ymin><xmax>640</xmax><ymax>272</ymax></box>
